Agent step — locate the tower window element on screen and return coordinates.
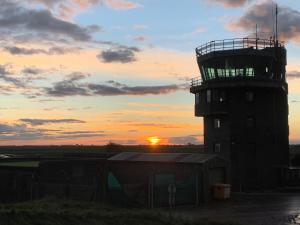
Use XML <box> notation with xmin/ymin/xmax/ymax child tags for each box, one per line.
<box><xmin>220</xmin><ymin>91</ymin><xmax>226</xmax><ymax>102</ymax></box>
<box><xmin>212</xmin><ymin>90</ymin><xmax>226</xmax><ymax>102</ymax></box>
<box><xmin>230</xmin><ymin>69</ymin><xmax>236</xmax><ymax>77</ymax></box>
<box><xmin>217</xmin><ymin>69</ymin><xmax>225</xmax><ymax>77</ymax></box>
<box><xmin>195</xmin><ymin>93</ymin><xmax>200</xmax><ymax>104</ymax></box>
<box><xmin>214</xmin><ymin>118</ymin><xmax>221</xmax><ymax>128</ymax></box>
<box><xmin>236</xmin><ymin>69</ymin><xmax>243</xmax><ymax>76</ymax></box>
<box><xmin>207</xmin><ymin>68</ymin><xmax>216</xmax><ymax>79</ymax></box>
<box><xmin>246</xmin><ymin>68</ymin><xmax>254</xmax><ymax>77</ymax></box>
<box><xmin>207</xmin><ymin>90</ymin><xmax>211</xmax><ymax>103</ymax></box>
<box><xmin>214</xmin><ymin>143</ymin><xmax>221</xmax><ymax>153</ymax></box>
<box><xmin>246</xmin><ymin>91</ymin><xmax>254</xmax><ymax>102</ymax></box>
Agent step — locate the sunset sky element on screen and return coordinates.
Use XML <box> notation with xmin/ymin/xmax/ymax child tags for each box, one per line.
<box><xmin>0</xmin><ymin>0</ymin><xmax>300</xmax><ymax>145</ymax></box>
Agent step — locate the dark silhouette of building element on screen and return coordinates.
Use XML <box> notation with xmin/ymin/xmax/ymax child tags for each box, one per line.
<box><xmin>190</xmin><ymin>38</ymin><xmax>289</xmax><ymax>190</ymax></box>
<box><xmin>108</xmin><ymin>152</ymin><xmax>229</xmax><ymax>207</ymax></box>
<box><xmin>0</xmin><ymin>152</ymin><xmax>229</xmax><ymax>207</ymax></box>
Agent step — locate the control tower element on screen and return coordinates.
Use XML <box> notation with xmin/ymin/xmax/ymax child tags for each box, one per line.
<box><xmin>190</xmin><ymin>38</ymin><xmax>289</xmax><ymax>190</ymax></box>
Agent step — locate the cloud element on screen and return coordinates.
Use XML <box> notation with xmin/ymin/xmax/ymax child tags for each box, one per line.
<box><xmin>48</xmin><ymin>46</ymin><xmax>80</xmax><ymax>54</ymax></box>
<box><xmin>228</xmin><ymin>1</ymin><xmax>300</xmax><ymax>43</ymax></box>
<box><xmin>287</xmin><ymin>71</ymin><xmax>300</xmax><ymax>79</ymax></box>
<box><xmin>44</xmin><ymin>75</ymin><xmax>187</xmax><ymax>97</ymax></box>
<box><xmin>34</xmin><ymin>99</ymin><xmax>65</xmax><ymax>102</ymax></box>
<box><xmin>19</xmin><ymin>118</ymin><xmax>86</xmax><ymax>126</ymax></box>
<box><xmin>67</xmin><ymin>72</ymin><xmax>90</xmax><ymax>81</ymax></box>
<box><xmin>103</xmin><ymin>0</ymin><xmax>141</xmax><ymax>10</ymax></box>
<box><xmin>134</xmin><ymin>36</ymin><xmax>148</xmax><ymax>42</ymax></box>
<box><xmin>21</xmin><ymin>0</ymin><xmax>141</xmax><ymax>19</ymax></box>
<box><xmin>98</xmin><ymin>46</ymin><xmax>140</xmax><ymax>63</ymax></box>
<box><xmin>60</xmin><ymin>131</ymin><xmax>103</xmax><ymax>135</ymax></box>
<box><xmin>0</xmin><ymin>123</ymin><xmax>46</xmax><ymax>140</ymax></box>
<box><xmin>3</xmin><ymin>46</ymin><xmax>46</xmax><ymax>55</ymax></box>
<box><xmin>28</xmin><ymin>0</ymin><xmax>141</xmax><ymax>10</ymax></box>
<box><xmin>25</xmin><ymin>0</ymin><xmax>62</xmax><ymax>8</ymax></box>
<box><xmin>55</xmin><ymin>130</ymin><xmax>105</xmax><ymax>139</ymax></box>
<box><xmin>208</xmin><ymin>0</ymin><xmax>252</xmax><ymax>7</ymax></box>
<box><xmin>22</xmin><ymin>67</ymin><xmax>43</xmax><ymax>75</ymax></box>
<box><xmin>89</xmin><ymin>83</ymin><xmax>187</xmax><ymax>96</ymax></box>
<box><xmin>168</xmin><ymin>135</ymin><xmax>202</xmax><ymax>145</ymax></box>
<box><xmin>2</xmin><ymin>46</ymin><xmax>80</xmax><ymax>55</ymax></box>
<box><xmin>0</xmin><ymin>122</ymin><xmax>104</xmax><ymax>141</ymax></box>
<box><xmin>44</xmin><ymin>73</ymin><xmax>90</xmax><ymax>97</ymax></box>
<box><xmin>0</xmin><ymin>1</ymin><xmax>98</xmax><ymax>42</ymax></box>
<box><xmin>45</xmin><ymin>79</ymin><xmax>186</xmax><ymax>97</ymax></box>
<box><xmin>0</xmin><ymin>65</ymin><xmax>25</xmax><ymax>87</ymax></box>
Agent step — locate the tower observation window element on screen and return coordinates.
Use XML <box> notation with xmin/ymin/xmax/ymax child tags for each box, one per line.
<box><xmin>199</xmin><ymin>54</ymin><xmax>277</xmax><ymax>81</ymax></box>
<box><xmin>212</xmin><ymin>90</ymin><xmax>226</xmax><ymax>102</ymax></box>
<box><xmin>214</xmin><ymin>119</ymin><xmax>221</xmax><ymax>128</ymax></box>
<box><xmin>219</xmin><ymin>91</ymin><xmax>226</xmax><ymax>102</ymax></box>
<box><xmin>236</xmin><ymin>69</ymin><xmax>244</xmax><ymax>76</ymax></box>
<box><xmin>206</xmin><ymin>68</ymin><xmax>216</xmax><ymax>79</ymax></box>
<box><xmin>230</xmin><ymin>69</ymin><xmax>236</xmax><ymax>77</ymax></box>
<box><xmin>207</xmin><ymin>90</ymin><xmax>211</xmax><ymax>103</ymax></box>
<box><xmin>202</xmin><ymin>66</ymin><xmax>255</xmax><ymax>80</ymax></box>
<box><xmin>246</xmin><ymin>68</ymin><xmax>254</xmax><ymax>77</ymax></box>
<box><xmin>195</xmin><ymin>93</ymin><xmax>200</xmax><ymax>104</ymax></box>
<box><xmin>217</xmin><ymin>69</ymin><xmax>225</xmax><ymax>77</ymax></box>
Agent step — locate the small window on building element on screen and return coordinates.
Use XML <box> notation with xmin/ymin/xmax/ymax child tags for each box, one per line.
<box><xmin>225</xmin><ymin>69</ymin><xmax>230</xmax><ymax>77</ymax></box>
<box><xmin>217</xmin><ymin>69</ymin><xmax>225</xmax><ymax>77</ymax></box>
<box><xmin>214</xmin><ymin>118</ymin><xmax>221</xmax><ymax>128</ymax></box>
<box><xmin>246</xmin><ymin>116</ymin><xmax>256</xmax><ymax>128</ymax></box>
<box><xmin>246</xmin><ymin>91</ymin><xmax>254</xmax><ymax>102</ymax></box>
<box><xmin>212</xmin><ymin>90</ymin><xmax>226</xmax><ymax>102</ymax></box>
<box><xmin>195</xmin><ymin>93</ymin><xmax>200</xmax><ymax>104</ymax></box>
<box><xmin>214</xmin><ymin>143</ymin><xmax>221</xmax><ymax>153</ymax></box>
<box><xmin>207</xmin><ymin>90</ymin><xmax>211</xmax><ymax>103</ymax></box>
<box><xmin>219</xmin><ymin>91</ymin><xmax>226</xmax><ymax>102</ymax></box>
<box><xmin>246</xmin><ymin>68</ymin><xmax>254</xmax><ymax>77</ymax></box>
<box><xmin>207</xmin><ymin>68</ymin><xmax>216</xmax><ymax>79</ymax></box>
<box><xmin>230</xmin><ymin>69</ymin><xmax>236</xmax><ymax>77</ymax></box>
<box><xmin>236</xmin><ymin>68</ymin><xmax>244</xmax><ymax>76</ymax></box>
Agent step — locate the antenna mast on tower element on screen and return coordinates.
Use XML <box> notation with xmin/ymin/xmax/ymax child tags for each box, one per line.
<box><xmin>275</xmin><ymin>4</ymin><xmax>278</xmax><ymax>46</ymax></box>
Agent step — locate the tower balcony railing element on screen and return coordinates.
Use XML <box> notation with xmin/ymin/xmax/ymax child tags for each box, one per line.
<box><xmin>190</xmin><ymin>75</ymin><xmax>285</xmax><ymax>88</ymax></box>
<box><xmin>191</xmin><ymin>77</ymin><xmax>203</xmax><ymax>87</ymax></box>
<box><xmin>196</xmin><ymin>38</ymin><xmax>283</xmax><ymax>56</ymax></box>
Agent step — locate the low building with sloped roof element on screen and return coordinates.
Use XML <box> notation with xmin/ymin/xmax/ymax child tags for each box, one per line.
<box><xmin>107</xmin><ymin>152</ymin><xmax>229</xmax><ymax>207</ymax></box>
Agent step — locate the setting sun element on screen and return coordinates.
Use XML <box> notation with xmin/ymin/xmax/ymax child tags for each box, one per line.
<box><xmin>147</xmin><ymin>136</ymin><xmax>161</xmax><ymax>145</ymax></box>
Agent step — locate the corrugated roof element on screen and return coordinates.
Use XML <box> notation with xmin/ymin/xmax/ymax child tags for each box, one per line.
<box><xmin>108</xmin><ymin>152</ymin><xmax>217</xmax><ymax>164</ymax></box>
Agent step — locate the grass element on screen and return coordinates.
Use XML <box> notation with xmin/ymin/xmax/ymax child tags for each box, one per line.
<box><xmin>0</xmin><ymin>199</ymin><xmax>239</xmax><ymax>225</ymax></box>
